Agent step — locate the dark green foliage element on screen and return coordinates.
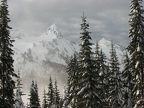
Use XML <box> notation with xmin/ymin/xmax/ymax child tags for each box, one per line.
<box><xmin>34</xmin><ymin>81</ymin><xmax>40</xmax><ymax>107</ymax></box>
<box><xmin>94</xmin><ymin>42</ymin><xmax>100</xmax><ymax>64</ymax></box>
<box><xmin>107</xmin><ymin>42</ymin><xmax>123</xmax><ymax>108</ymax></box>
<box><xmin>94</xmin><ymin>42</ymin><xmax>109</xmax><ymax>107</ymax></box>
<box><xmin>99</xmin><ymin>49</ymin><xmax>109</xmax><ymax>107</ymax></box>
<box><xmin>122</xmin><ymin>53</ymin><xmax>133</xmax><ymax>108</ymax></box>
<box><xmin>77</xmin><ymin>14</ymin><xmax>103</xmax><ymax>108</ymax></box>
<box><xmin>29</xmin><ymin>81</ymin><xmax>35</xmax><ymax>108</ymax></box>
<box><xmin>54</xmin><ymin>79</ymin><xmax>61</xmax><ymax>108</ymax></box>
<box><xmin>0</xmin><ymin>0</ymin><xmax>17</xmax><ymax>107</ymax></box>
<box><xmin>64</xmin><ymin>54</ymin><xmax>79</xmax><ymax>107</ymax></box>
<box><xmin>47</xmin><ymin>76</ymin><xmax>54</xmax><ymax>108</ymax></box>
<box><xmin>127</xmin><ymin>0</ymin><xmax>144</xmax><ymax>107</ymax></box>
<box><xmin>42</xmin><ymin>78</ymin><xmax>61</xmax><ymax>108</ymax></box>
<box><xmin>28</xmin><ymin>80</ymin><xmax>40</xmax><ymax>108</ymax></box>
<box><xmin>93</xmin><ymin>42</ymin><xmax>101</xmax><ymax>77</ymax></box>
<box><xmin>42</xmin><ymin>88</ymin><xmax>48</xmax><ymax>108</ymax></box>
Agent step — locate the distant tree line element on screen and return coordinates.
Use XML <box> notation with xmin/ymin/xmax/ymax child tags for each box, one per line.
<box><xmin>0</xmin><ymin>0</ymin><xmax>144</xmax><ymax>108</ymax></box>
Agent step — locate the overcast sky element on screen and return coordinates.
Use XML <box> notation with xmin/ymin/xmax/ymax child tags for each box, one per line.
<box><xmin>8</xmin><ymin>0</ymin><xmax>132</xmax><ymax>46</ymax></box>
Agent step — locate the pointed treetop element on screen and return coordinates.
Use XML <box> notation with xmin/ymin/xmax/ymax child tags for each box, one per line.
<box><xmin>81</xmin><ymin>12</ymin><xmax>87</xmax><ymax>19</ymax></box>
<box><xmin>83</xmin><ymin>12</ymin><xmax>85</xmax><ymax>17</ymax></box>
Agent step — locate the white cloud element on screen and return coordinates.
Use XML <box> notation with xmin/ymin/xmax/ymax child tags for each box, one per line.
<box><xmin>8</xmin><ymin>0</ymin><xmax>130</xmax><ymax>46</ymax></box>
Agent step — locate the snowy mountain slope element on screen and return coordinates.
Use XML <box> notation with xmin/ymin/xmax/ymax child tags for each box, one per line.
<box><xmin>11</xmin><ymin>24</ymin><xmax>80</xmax><ymax>77</ymax></box>
<box><xmin>10</xmin><ymin>24</ymin><xmax>127</xmax><ymax>104</ymax></box>
<box><xmin>98</xmin><ymin>38</ymin><xmax>126</xmax><ymax>67</ymax></box>
<box><xmin>11</xmin><ymin>25</ymin><xmax>126</xmax><ymax>77</ymax></box>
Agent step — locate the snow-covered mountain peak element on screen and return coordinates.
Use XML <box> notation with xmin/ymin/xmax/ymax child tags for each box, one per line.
<box><xmin>48</xmin><ymin>24</ymin><xmax>57</xmax><ymax>31</ymax></box>
<box><xmin>10</xmin><ymin>25</ymin><xmax>126</xmax><ymax>83</ymax></box>
<box><xmin>99</xmin><ymin>38</ymin><xmax>123</xmax><ymax>50</ymax></box>
<box><xmin>99</xmin><ymin>38</ymin><xmax>111</xmax><ymax>46</ymax></box>
<box><xmin>48</xmin><ymin>24</ymin><xmax>62</xmax><ymax>38</ymax></box>
<box><xmin>10</xmin><ymin>29</ymin><xmax>126</xmax><ymax>102</ymax></box>
<box><xmin>11</xmin><ymin>26</ymin><xmax>80</xmax><ymax>77</ymax></box>
<box><xmin>39</xmin><ymin>24</ymin><xmax>63</xmax><ymax>41</ymax></box>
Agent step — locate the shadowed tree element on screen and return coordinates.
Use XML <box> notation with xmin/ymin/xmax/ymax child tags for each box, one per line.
<box><xmin>127</xmin><ymin>0</ymin><xmax>144</xmax><ymax>107</ymax></box>
<box><xmin>77</xmin><ymin>14</ymin><xmax>103</xmax><ymax>108</ymax></box>
<box><xmin>122</xmin><ymin>53</ymin><xmax>133</xmax><ymax>108</ymax></box>
<box><xmin>54</xmin><ymin>79</ymin><xmax>61</xmax><ymax>108</ymax></box>
<box><xmin>28</xmin><ymin>81</ymin><xmax>40</xmax><ymax>108</ymax></box>
<box><xmin>107</xmin><ymin>42</ymin><xmax>123</xmax><ymax>108</ymax></box>
<box><xmin>47</xmin><ymin>76</ymin><xmax>54</xmax><ymax>108</ymax></box>
<box><xmin>0</xmin><ymin>0</ymin><xmax>17</xmax><ymax>107</ymax></box>
<box><xmin>64</xmin><ymin>54</ymin><xmax>79</xmax><ymax>107</ymax></box>
<box><xmin>42</xmin><ymin>88</ymin><xmax>48</xmax><ymax>108</ymax></box>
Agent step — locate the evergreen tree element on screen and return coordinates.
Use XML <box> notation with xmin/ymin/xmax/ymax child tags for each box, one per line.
<box><xmin>99</xmin><ymin>49</ymin><xmax>108</xmax><ymax>76</ymax></box>
<box><xmin>34</xmin><ymin>81</ymin><xmax>40</xmax><ymax>108</ymax></box>
<box><xmin>29</xmin><ymin>81</ymin><xmax>35</xmax><ymax>108</ymax></box>
<box><xmin>0</xmin><ymin>0</ymin><xmax>17</xmax><ymax>107</ymax></box>
<box><xmin>54</xmin><ymin>79</ymin><xmax>61</xmax><ymax>108</ymax></box>
<box><xmin>107</xmin><ymin>42</ymin><xmax>123</xmax><ymax>108</ymax></box>
<box><xmin>93</xmin><ymin>42</ymin><xmax>101</xmax><ymax>83</ymax></box>
<box><xmin>122</xmin><ymin>53</ymin><xmax>133</xmax><ymax>108</ymax></box>
<box><xmin>94</xmin><ymin>42</ymin><xmax>109</xmax><ymax>107</ymax></box>
<box><xmin>99</xmin><ymin>49</ymin><xmax>109</xmax><ymax>107</ymax></box>
<box><xmin>62</xmin><ymin>86</ymin><xmax>69</xmax><ymax>108</ymax></box>
<box><xmin>28</xmin><ymin>80</ymin><xmax>40</xmax><ymax>108</ymax></box>
<box><xmin>64</xmin><ymin>54</ymin><xmax>79</xmax><ymax>107</ymax></box>
<box><xmin>77</xmin><ymin>14</ymin><xmax>103</xmax><ymax>108</ymax></box>
<box><xmin>127</xmin><ymin>0</ymin><xmax>144</xmax><ymax>107</ymax></box>
<box><xmin>94</xmin><ymin>41</ymin><xmax>100</xmax><ymax>66</ymax></box>
<box><xmin>47</xmin><ymin>76</ymin><xmax>54</xmax><ymax>108</ymax></box>
<box><xmin>15</xmin><ymin>71</ymin><xmax>25</xmax><ymax>108</ymax></box>
<box><xmin>42</xmin><ymin>88</ymin><xmax>48</xmax><ymax>108</ymax></box>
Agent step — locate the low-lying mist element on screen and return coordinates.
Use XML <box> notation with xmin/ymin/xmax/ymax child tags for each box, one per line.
<box><xmin>19</xmin><ymin>71</ymin><xmax>68</xmax><ymax>105</ymax></box>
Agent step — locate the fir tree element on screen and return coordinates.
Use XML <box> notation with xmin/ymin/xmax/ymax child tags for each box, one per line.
<box><xmin>29</xmin><ymin>81</ymin><xmax>35</xmax><ymax>108</ymax></box>
<box><xmin>94</xmin><ymin>41</ymin><xmax>100</xmax><ymax>66</ymax></box>
<box><xmin>107</xmin><ymin>42</ymin><xmax>123</xmax><ymax>108</ymax></box>
<box><xmin>15</xmin><ymin>71</ymin><xmax>25</xmax><ymax>108</ymax></box>
<box><xmin>64</xmin><ymin>54</ymin><xmax>79</xmax><ymax>107</ymax></box>
<box><xmin>42</xmin><ymin>88</ymin><xmax>48</xmax><ymax>108</ymax></box>
<box><xmin>127</xmin><ymin>0</ymin><xmax>144</xmax><ymax>107</ymax></box>
<box><xmin>77</xmin><ymin>14</ymin><xmax>103</xmax><ymax>108</ymax></box>
<box><xmin>54</xmin><ymin>79</ymin><xmax>61</xmax><ymax>108</ymax></box>
<box><xmin>99</xmin><ymin>49</ymin><xmax>109</xmax><ymax>107</ymax></box>
<box><xmin>122</xmin><ymin>53</ymin><xmax>133</xmax><ymax>108</ymax></box>
<box><xmin>0</xmin><ymin>0</ymin><xmax>17</xmax><ymax>107</ymax></box>
<box><xmin>93</xmin><ymin>42</ymin><xmax>101</xmax><ymax>81</ymax></box>
<box><xmin>47</xmin><ymin>76</ymin><xmax>54</xmax><ymax>108</ymax></box>
<box><xmin>28</xmin><ymin>80</ymin><xmax>40</xmax><ymax>108</ymax></box>
<box><xmin>94</xmin><ymin>42</ymin><xmax>109</xmax><ymax>107</ymax></box>
<box><xmin>34</xmin><ymin>81</ymin><xmax>40</xmax><ymax>108</ymax></box>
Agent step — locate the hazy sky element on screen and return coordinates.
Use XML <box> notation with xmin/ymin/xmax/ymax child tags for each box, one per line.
<box><xmin>8</xmin><ymin>0</ymin><xmax>131</xmax><ymax>46</ymax></box>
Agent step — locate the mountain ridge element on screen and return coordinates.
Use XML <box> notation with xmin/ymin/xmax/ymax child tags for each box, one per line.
<box><xmin>11</xmin><ymin>24</ymin><xmax>126</xmax><ymax>77</ymax></box>
<box><xmin>11</xmin><ymin>24</ymin><xmax>80</xmax><ymax>77</ymax></box>
<box><xmin>10</xmin><ymin>24</ymin><xmax>127</xmax><ymax>104</ymax></box>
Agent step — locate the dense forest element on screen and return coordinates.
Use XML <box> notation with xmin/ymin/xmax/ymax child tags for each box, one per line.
<box><xmin>0</xmin><ymin>0</ymin><xmax>144</xmax><ymax>108</ymax></box>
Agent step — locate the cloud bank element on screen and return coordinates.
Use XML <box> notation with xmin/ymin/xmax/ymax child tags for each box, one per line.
<box><xmin>8</xmin><ymin>0</ymin><xmax>131</xmax><ymax>46</ymax></box>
